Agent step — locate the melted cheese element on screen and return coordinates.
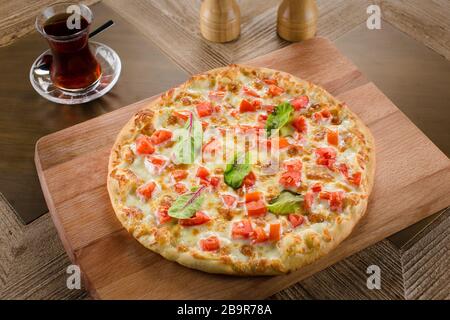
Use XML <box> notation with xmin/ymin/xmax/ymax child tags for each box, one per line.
<box><xmin>112</xmin><ymin>66</ymin><xmax>370</xmax><ymax>268</ymax></box>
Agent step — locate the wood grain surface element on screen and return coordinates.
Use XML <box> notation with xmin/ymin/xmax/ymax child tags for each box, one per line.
<box><xmin>2</xmin><ymin>0</ymin><xmax>449</xmax><ymax>62</ymax></box>
<box><xmin>0</xmin><ymin>0</ymin><xmax>99</xmax><ymax>47</ymax></box>
<box><xmin>34</xmin><ymin>38</ymin><xmax>450</xmax><ymax>299</ymax></box>
<box><xmin>103</xmin><ymin>0</ymin><xmax>372</xmax><ymax>74</ymax></box>
<box><xmin>382</xmin><ymin>0</ymin><xmax>450</xmax><ymax>61</ymax></box>
<box><xmin>1</xmin><ymin>0</ymin><xmax>449</xmax><ymax>300</ymax></box>
<box><xmin>0</xmin><ymin>3</ymin><xmax>187</xmax><ymax>223</ymax></box>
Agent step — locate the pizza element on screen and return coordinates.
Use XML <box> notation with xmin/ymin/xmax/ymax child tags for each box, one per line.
<box><xmin>107</xmin><ymin>65</ymin><xmax>375</xmax><ymax>275</ymax></box>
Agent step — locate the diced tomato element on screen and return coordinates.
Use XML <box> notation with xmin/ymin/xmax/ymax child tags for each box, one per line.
<box><xmin>269</xmin><ymin>223</ymin><xmax>281</xmax><ymax>242</ymax></box>
<box><xmin>304</xmin><ymin>191</ymin><xmax>314</xmax><ymax>212</ymax></box>
<box><xmin>245</xmin><ymin>191</ymin><xmax>263</xmax><ymax>203</ymax></box>
<box><xmin>251</xmin><ymin>227</ymin><xmax>269</xmax><ymax>243</ymax></box>
<box><xmin>338</xmin><ymin>163</ymin><xmax>349</xmax><ymax>178</ymax></box>
<box><xmin>349</xmin><ymin>172</ymin><xmax>362</xmax><ymax>186</ymax></box>
<box><xmin>151</xmin><ymin>130</ymin><xmax>172</xmax><ymax>145</ymax></box>
<box><xmin>313</xmin><ymin>112</ymin><xmax>323</xmax><ymax>121</ymax></box>
<box><xmin>246</xmin><ymin>200</ymin><xmax>267</xmax><ymax>217</ymax></box>
<box><xmin>263</xmin><ymin>78</ymin><xmax>278</xmax><ymax>85</ymax></box>
<box><xmin>291</xmin><ymin>96</ymin><xmax>309</xmax><ymax>111</ymax></box>
<box><xmin>136</xmin><ymin>181</ymin><xmax>156</xmax><ymax>200</ymax></box>
<box><xmin>243</xmin><ymin>86</ymin><xmax>260</xmax><ymax>97</ymax></box>
<box><xmin>173</xmin><ymin>110</ymin><xmax>190</xmax><ymax>121</ymax></box>
<box><xmin>157</xmin><ymin>205</ymin><xmax>171</xmax><ymax>224</ymax></box>
<box><xmin>148</xmin><ymin>156</ymin><xmax>166</xmax><ymax>167</ymax></box>
<box><xmin>321</xmin><ymin>108</ymin><xmax>331</xmax><ymax>118</ymax></box>
<box><xmin>239</xmin><ymin>99</ymin><xmax>257</xmax><ymax>113</ymax></box>
<box><xmin>219</xmin><ymin>128</ymin><xmax>227</xmax><ymax>136</ymax></box>
<box><xmin>210</xmin><ymin>176</ymin><xmax>220</xmax><ymax>187</ymax></box>
<box><xmin>319</xmin><ymin>192</ymin><xmax>331</xmax><ymax>200</ymax></box>
<box><xmin>283</xmin><ymin>159</ymin><xmax>302</xmax><ymax>172</ymax></box>
<box><xmin>172</xmin><ymin>170</ymin><xmax>188</xmax><ymax>181</ymax></box>
<box><xmin>200</xmin><ymin>236</ymin><xmax>220</xmax><ymax>251</ymax></box>
<box><xmin>231</xmin><ymin>219</ymin><xmax>253</xmax><ymax>239</ymax></box>
<box><xmin>221</xmin><ymin>194</ymin><xmax>237</xmax><ymax>208</ymax></box>
<box><xmin>318</xmin><ymin>191</ymin><xmax>344</xmax><ymax>211</ymax></box>
<box><xmin>252</xmin><ymin>100</ymin><xmax>262</xmax><ymax>109</ymax></box>
<box><xmin>311</xmin><ymin>183</ymin><xmax>322</xmax><ymax>193</ymax></box>
<box><xmin>268</xmin><ymin>85</ymin><xmax>284</xmax><ymax>97</ymax></box>
<box><xmin>196</xmin><ymin>167</ymin><xmax>210</xmax><ymax>180</ymax></box>
<box><xmin>292</xmin><ymin>116</ymin><xmax>307</xmax><ymax>133</ymax></box>
<box><xmin>199</xmin><ymin>178</ymin><xmax>210</xmax><ymax>186</ymax></box>
<box><xmin>264</xmin><ymin>105</ymin><xmax>275</xmax><ymax>114</ymax></box>
<box><xmin>266</xmin><ymin>137</ymin><xmax>290</xmax><ymax>149</ymax></box>
<box><xmin>316</xmin><ymin>157</ymin><xmax>335</xmax><ymax>168</ymax></box>
<box><xmin>258</xmin><ymin>114</ymin><xmax>268</xmax><ymax>122</ymax></box>
<box><xmin>209</xmin><ymin>90</ymin><xmax>225</xmax><ymax>101</ymax></box>
<box><xmin>278</xmin><ymin>137</ymin><xmax>291</xmax><ymax>149</ymax></box>
<box><xmin>338</xmin><ymin>164</ymin><xmax>361</xmax><ymax>186</ymax></box>
<box><xmin>329</xmin><ymin>192</ymin><xmax>344</xmax><ymax>211</ymax></box>
<box><xmin>179</xmin><ymin>211</ymin><xmax>211</xmax><ymax>226</ymax></box>
<box><xmin>202</xmin><ymin>121</ymin><xmax>209</xmax><ymax>130</ymax></box>
<box><xmin>196</xmin><ymin>101</ymin><xmax>213</xmax><ymax>117</ymax></box>
<box><xmin>327</xmin><ymin>130</ymin><xmax>339</xmax><ymax>146</ymax></box>
<box><xmin>315</xmin><ymin>148</ymin><xmax>337</xmax><ymax>169</ymax></box>
<box><xmin>243</xmin><ymin>171</ymin><xmax>256</xmax><ymax>188</ymax></box>
<box><xmin>279</xmin><ymin>171</ymin><xmax>301</xmax><ymax>188</ymax></box>
<box><xmin>288</xmin><ymin>214</ymin><xmax>304</xmax><ymax>228</ymax></box>
<box><xmin>135</xmin><ymin>135</ymin><xmax>155</xmax><ymax>155</ymax></box>
<box><xmin>230</xmin><ymin>109</ymin><xmax>239</xmax><ymax>118</ymax></box>
<box><xmin>174</xmin><ymin>183</ymin><xmax>187</xmax><ymax>194</ymax></box>
<box><xmin>313</xmin><ymin>108</ymin><xmax>332</xmax><ymax>122</ymax></box>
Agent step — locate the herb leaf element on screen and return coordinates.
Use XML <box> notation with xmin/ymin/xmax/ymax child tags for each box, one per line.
<box><xmin>267</xmin><ymin>191</ymin><xmax>304</xmax><ymax>215</ymax></box>
<box><xmin>224</xmin><ymin>153</ymin><xmax>251</xmax><ymax>189</ymax></box>
<box><xmin>265</xmin><ymin>102</ymin><xmax>294</xmax><ymax>137</ymax></box>
<box><xmin>168</xmin><ymin>186</ymin><xmax>206</xmax><ymax>219</ymax></box>
<box><xmin>172</xmin><ymin>113</ymin><xmax>203</xmax><ymax>164</ymax></box>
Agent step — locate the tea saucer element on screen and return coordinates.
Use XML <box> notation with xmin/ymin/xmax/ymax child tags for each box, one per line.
<box><xmin>30</xmin><ymin>41</ymin><xmax>121</xmax><ymax>105</ymax></box>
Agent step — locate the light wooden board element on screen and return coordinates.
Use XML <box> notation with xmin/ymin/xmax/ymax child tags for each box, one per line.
<box><xmin>35</xmin><ymin>37</ymin><xmax>450</xmax><ymax>299</ymax></box>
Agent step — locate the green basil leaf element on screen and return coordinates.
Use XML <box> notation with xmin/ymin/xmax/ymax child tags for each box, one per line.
<box><xmin>267</xmin><ymin>191</ymin><xmax>304</xmax><ymax>215</ymax></box>
<box><xmin>265</xmin><ymin>102</ymin><xmax>294</xmax><ymax>137</ymax></box>
<box><xmin>168</xmin><ymin>186</ymin><xmax>205</xmax><ymax>219</ymax></box>
<box><xmin>172</xmin><ymin>114</ymin><xmax>203</xmax><ymax>164</ymax></box>
<box><xmin>224</xmin><ymin>153</ymin><xmax>251</xmax><ymax>189</ymax></box>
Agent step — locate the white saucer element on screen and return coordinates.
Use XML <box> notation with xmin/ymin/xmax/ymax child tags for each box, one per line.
<box><xmin>30</xmin><ymin>41</ymin><xmax>121</xmax><ymax>105</ymax></box>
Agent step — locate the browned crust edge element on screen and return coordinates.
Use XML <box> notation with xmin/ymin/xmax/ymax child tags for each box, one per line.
<box><xmin>107</xmin><ymin>65</ymin><xmax>376</xmax><ymax>276</ymax></box>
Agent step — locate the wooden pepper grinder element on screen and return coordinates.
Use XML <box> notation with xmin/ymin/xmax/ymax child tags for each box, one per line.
<box><xmin>200</xmin><ymin>0</ymin><xmax>240</xmax><ymax>43</ymax></box>
<box><xmin>277</xmin><ymin>0</ymin><xmax>318</xmax><ymax>42</ymax></box>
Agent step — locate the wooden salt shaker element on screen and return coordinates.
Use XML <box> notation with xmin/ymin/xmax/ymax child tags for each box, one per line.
<box><xmin>200</xmin><ymin>0</ymin><xmax>240</xmax><ymax>43</ymax></box>
<box><xmin>277</xmin><ymin>0</ymin><xmax>318</xmax><ymax>42</ymax></box>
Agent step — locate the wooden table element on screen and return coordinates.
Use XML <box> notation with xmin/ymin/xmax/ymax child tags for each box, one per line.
<box><xmin>0</xmin><ymin>0</ymin><xmax>449</xmax><ymax>299</ymax></box>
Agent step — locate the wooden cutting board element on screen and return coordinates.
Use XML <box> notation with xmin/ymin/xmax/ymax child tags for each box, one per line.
<box><xmin>35</xmin><ymin>37</ymin><xmax>450</xmax><ymax>299</ymax></box>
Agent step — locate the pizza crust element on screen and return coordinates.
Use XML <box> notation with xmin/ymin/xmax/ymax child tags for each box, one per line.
<box><xmin>107</xmin><ymin>65</ymin><xmax>376</xmax><ymax>275</ymax></box>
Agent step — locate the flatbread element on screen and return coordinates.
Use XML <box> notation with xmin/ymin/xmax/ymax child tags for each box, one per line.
<box><xmin>107</xmin><ymin>65</ymin><xmax>375</xmax><ymax>275</ymax></box>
